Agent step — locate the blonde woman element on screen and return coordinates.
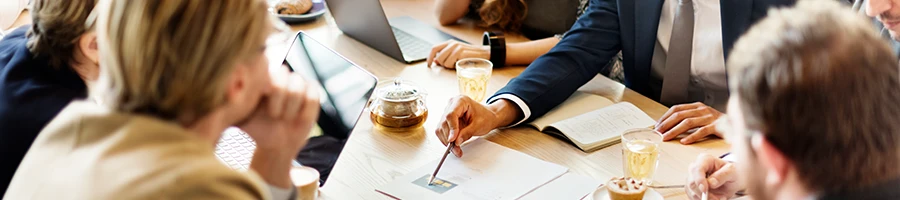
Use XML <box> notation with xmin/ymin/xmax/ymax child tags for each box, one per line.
<box><xmin>0</xmin><ymin>0</ymin><xmax>99</xmax><ymax>194</ymax></box>
<box><xmin>4</xmin><ymin>0</ymin><xmax>318</xmax><ymax>199</ymax></box>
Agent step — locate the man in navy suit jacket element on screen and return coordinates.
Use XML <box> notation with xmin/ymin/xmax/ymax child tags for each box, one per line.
<box><xmin>434</xmin><ymin>0</ymin><xmax>795</xmax><ymax>157</ymax></box>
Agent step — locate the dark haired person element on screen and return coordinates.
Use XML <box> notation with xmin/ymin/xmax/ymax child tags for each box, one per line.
<box><xmin>0</xmin><ymin>0</ymin><xmax>99</xmax><ymax>193</ymax></box>
<box><xmin>427</xmin><ymin>0</ymin><xmax>597</xmax><ymax>68</ymax></box>
<box><xmin>685</xmin><ymin>1</ymin><xmax>900</xmax><ymax>199</ymax></box>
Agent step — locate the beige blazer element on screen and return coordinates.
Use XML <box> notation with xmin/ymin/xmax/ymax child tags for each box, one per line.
<box><xmin>4</xmin><ymin>101</ymin><xmax>272</xmax><ymax>200</ymax></box>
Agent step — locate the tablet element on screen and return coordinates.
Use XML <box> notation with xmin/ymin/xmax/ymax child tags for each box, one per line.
<box><xmin>283</xmin><ymin>31</ymin><xmax>378</xmax><ymax>139</ymax></box>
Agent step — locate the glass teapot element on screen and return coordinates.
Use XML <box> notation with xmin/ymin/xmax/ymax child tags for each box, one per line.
<box><xmin>367</xmin><ymin>78</ymin><xmax>428</xmax><ymax>129</ymax></box>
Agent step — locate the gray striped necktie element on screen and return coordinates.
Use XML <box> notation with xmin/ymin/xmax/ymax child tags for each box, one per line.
<box><xmin>660</xmin><ymin>0</ymin><xmax>694</xmax><ymax>105</ymax></box>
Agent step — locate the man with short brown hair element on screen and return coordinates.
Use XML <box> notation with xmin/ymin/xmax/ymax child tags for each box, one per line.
<box><xmin>685</xmin><ymin>1</ymin><xmax>900</xmax><ymax>199</ymax></box>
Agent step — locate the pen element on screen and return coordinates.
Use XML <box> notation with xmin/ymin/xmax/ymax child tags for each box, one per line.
<box><xmin>428</xmin><ymin>143</ymin><xmax>455</xmax><ymax>185</ymax></box>
<box><xmin>719</xmin><ymin>152</ymin><xmax>730</xmax><ymax>158</ymax></box>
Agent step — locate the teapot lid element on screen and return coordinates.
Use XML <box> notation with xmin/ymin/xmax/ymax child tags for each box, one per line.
<box><xmin>376</xmin><ymin>78</ymin><xmax>423</xmax><ymax>102</ymax></box>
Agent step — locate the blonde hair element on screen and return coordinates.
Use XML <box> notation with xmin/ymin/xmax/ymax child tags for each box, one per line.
<box><xmin>95</xmin><ymin>0</ymin><xmax>273</xmax><ymax>124</ymax></box>
<box><xmin>27</xmin><ymin>0</ymin><xmax>97</xmax><ymax>68</ymax></box>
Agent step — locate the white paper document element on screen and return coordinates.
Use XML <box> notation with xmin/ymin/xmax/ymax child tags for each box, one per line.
<box><xmin>518</xmin><ymin>172</ymin><xmax>602</xmax><ymax>200</ymax></box>
<box><xmin>376</xmin><ymin>139</ymin><xmax>569</xmax><ymax>200</ymax></box>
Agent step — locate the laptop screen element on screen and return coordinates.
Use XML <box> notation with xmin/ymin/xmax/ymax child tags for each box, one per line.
<box><xmin>283</xmin><ymin>32</ymin><xmax>377</xmax><ymax>139</ymax></box>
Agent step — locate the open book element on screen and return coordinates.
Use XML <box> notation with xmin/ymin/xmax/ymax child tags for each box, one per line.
<box><xmin>527</xmin><ymin>92</ymin><xmax>657</xmax><ymax>152</ymax></box>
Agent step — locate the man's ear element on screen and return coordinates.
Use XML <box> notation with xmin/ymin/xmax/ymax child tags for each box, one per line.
<box><xmin>79</xmin><ymin>31</ymin><xmax>100</xmax><ymax>64</ymax></box>
<box><xmin>752</xmin><ymin>135</ymin><xmax>792</xmax><ymax>187</ymax></box>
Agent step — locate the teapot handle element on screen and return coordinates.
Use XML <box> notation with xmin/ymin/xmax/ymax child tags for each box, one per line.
<box><xmin>365</xmin><ymin>97</ymin><xmax>375</xmax><ymax>112</ymax></box>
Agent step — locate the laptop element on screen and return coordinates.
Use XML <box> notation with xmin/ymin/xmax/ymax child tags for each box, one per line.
<box><xmin>325</xmin><ymin>0</ymin><xmax>466</xmax><ymax>63</ymax></box>
<box><xmin>215</xmin><ymin>31</ymin><xmax>378</xmax><ymax>170</ymax></box>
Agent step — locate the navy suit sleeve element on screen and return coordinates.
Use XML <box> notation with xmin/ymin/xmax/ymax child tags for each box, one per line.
<box><xmin>489</xmin><ymin>0</ymin><xmax>621</xmax><ymax>122</ymax></box>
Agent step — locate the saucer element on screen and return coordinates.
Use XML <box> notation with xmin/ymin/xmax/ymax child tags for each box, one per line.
<box><xmin>270</xmin><ymin>0</ymin><xmax>327</xmax><ymax>24</ymax></box>
<box><xmin>584</xmin><ymin>185</ymin><xmax>664</xmax><ymax>200</ymax></box>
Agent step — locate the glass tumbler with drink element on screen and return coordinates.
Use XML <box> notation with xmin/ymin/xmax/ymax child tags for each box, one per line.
<box><xmin>455</xmin><ymin>58</ymin><xmax>492</xmax><ymax>102</ymax></box>
<box><xmin>621</xmin><ymin>128</ymin><xmax>661</xmax><ymax>183</ymax></box>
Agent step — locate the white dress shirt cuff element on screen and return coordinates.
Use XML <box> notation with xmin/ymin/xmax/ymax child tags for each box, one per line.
<box><xmin>268</xmin><ymin>184</ymin><xmax>297</xmax><ymax>200</ymax></box>
<box><xmin>488</xmin><ymin>94</ymin><xmax>532</xmax><ymax>128</ymax></box>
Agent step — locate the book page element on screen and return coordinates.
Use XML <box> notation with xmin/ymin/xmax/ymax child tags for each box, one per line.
<box><xmin>376</xmin><ymin>139</ymin><xmax>568</xmax><ymax>200</ymax></box>
<box><xmin>528</xmin><ymin>92</ymin><xmax>615</xmax><ymax>130</ymax></box>
<box><xmin>550</xmin><ymin>102</ymin><xmax>656</xmax><ymax>146</ymax></box>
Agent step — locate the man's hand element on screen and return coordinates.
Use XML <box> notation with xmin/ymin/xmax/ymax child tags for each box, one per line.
<box><xmin>655</xmin><ymin>102</ymin><xmax>723</xmax><ymax>144</ymax></box>
<box><xmin>427</xmin><ymin>40</ymin><xmax>490</xmax><ymax>68</ymax></box>
<box><xmin>238</xmin><ymin>72</ymin><xmax>320</xmax><ymax>188</ymax></box>
<box><xmin>686</xmin><ymin>154</ymin><xmax>743</xmax><ymax>200</ymax></box>
<box><xmin>435</xmin><ymin>96</ymin><xmax>521</xmax><ymax>157</ymax></box>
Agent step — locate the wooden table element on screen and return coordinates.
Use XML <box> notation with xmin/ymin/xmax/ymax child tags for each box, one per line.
<box><xmin>288</xmin><ymin>0</ymin><xmax>731</xmax><ymax>199</ymax></box>
<box><xmin>5</xmin><ymin>1</ymin><xmax>730</xmax><ymax>199</ymax></box>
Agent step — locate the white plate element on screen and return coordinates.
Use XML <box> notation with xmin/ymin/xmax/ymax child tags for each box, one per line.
<box><xmin>583</xmin><ymin>186</ymin><xmax>664</xmax><ymax>200</ymax></box>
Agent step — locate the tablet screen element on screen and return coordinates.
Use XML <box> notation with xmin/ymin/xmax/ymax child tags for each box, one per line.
<box><xmin>283</xmin><ymin>32</ymin><xmax>377</xmax><ymax>139</ymax></box>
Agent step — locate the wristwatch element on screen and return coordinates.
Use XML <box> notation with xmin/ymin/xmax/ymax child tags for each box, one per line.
<box><xmin>482</xmin><ymin>31</ymin><xmax>506</xmax><ymax>67</ymax></box>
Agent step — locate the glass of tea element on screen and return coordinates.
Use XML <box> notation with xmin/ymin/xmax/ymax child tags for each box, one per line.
<box><xmin>455</xmin><ymin>58</ymin><xmax>492</xmax><ymax>102</ymax></box>
<box><xmin>621</xmin><ymin>128</ymin><xmax>661</xmax><ymax>183</ymax></box>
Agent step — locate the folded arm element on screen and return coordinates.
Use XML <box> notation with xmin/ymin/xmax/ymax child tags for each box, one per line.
<box><xmin>427</xmin><ymin>37</ymin><xmax>561</xmax><ymax>68</ymax></box>
<box><xmin>506</xmin><ymin>37</ymin><xmax>561</xmax><ymax>66</ymax></box>
<box><xmin>434</xmin><ymin>0</ymin><xmax>472</xmax><ymax>25</ymax></box>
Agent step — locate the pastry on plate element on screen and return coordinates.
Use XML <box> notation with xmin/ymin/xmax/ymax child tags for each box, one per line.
<box><xmin>274</xmin><ymin>0</ymin><xmax>313</xmax><ymax>15</ymax></box>
<box><xmin>607</xmin><ymin>177</ymin><xmax>647</xmax><ymax>200</ymax></box>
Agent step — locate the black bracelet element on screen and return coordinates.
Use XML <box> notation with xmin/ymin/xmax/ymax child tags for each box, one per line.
<box><xmin>482</xmin><ymin>31</ymin><xmax>506</xmax><ymax>67</ymax></box>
